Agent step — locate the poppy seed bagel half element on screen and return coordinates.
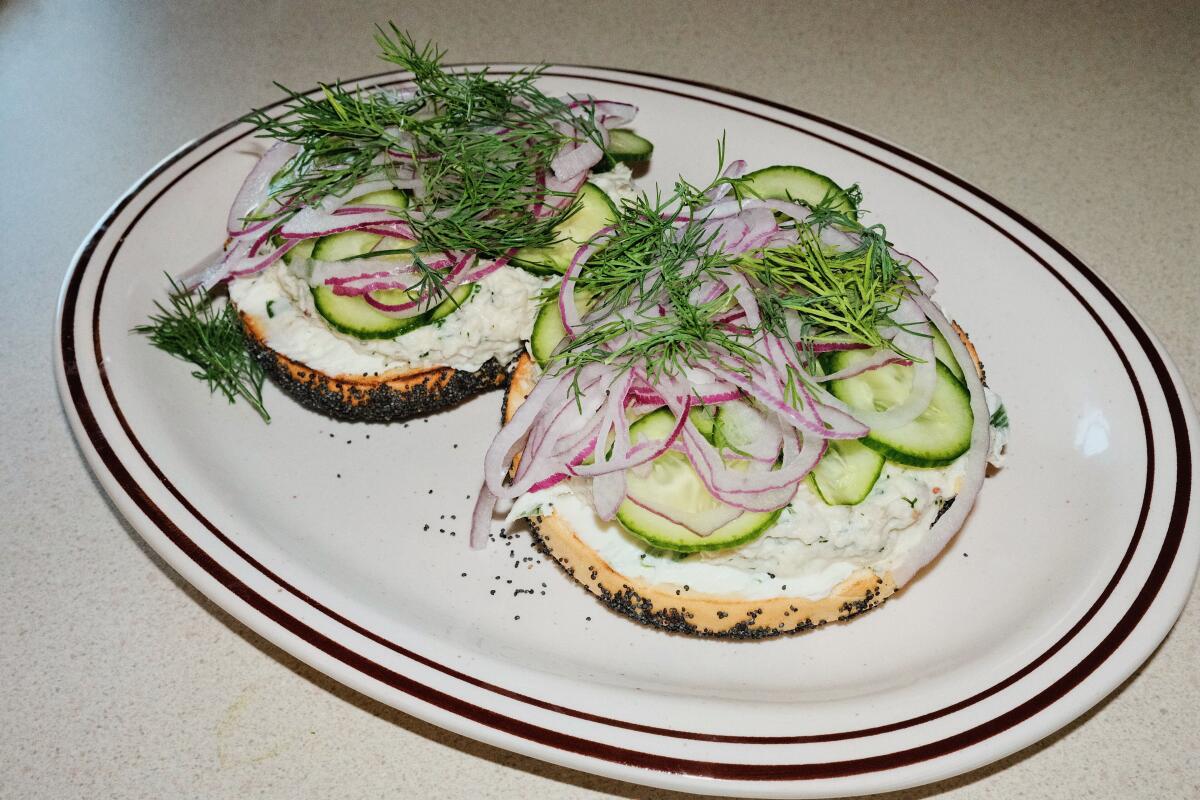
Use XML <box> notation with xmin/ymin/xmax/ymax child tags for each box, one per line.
<box><xmin>240</xmin><ymin>309</ymin><xmax>509</xmax><ymax>423</ymax></box>
<box><xmin>502</xmin><ymin>323</ymin><xmax>983</xmax><ymax>638</ymax></box>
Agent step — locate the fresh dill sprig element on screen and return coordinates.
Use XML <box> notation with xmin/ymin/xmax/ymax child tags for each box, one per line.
<box><xmin>241</xmin><ymin>25</ymin><xmax>597</xmax><ymax>260</ymax></box>
<box><xmin>547</xmin><ymin>150</ymin><xmax>921</xmax><ymax>395</ymax></box>
<box><xmin>134</xmin><ymin>276</ymin><xmax>269</xmax><ymax>422</ymax></box>
<box><xmin>551</xmin><ymin>172</ymin><xmax>758</xmax><ymax>380</ymax></box>
<box><xmin>990</xmin><ymin>403</ymin><xmax>1009</xmax><ymax>430</ymax></box>
<box><xmin>740</xmin><ymin>186</ymin><xmax>918</xmax><ymax>362</ymax></box>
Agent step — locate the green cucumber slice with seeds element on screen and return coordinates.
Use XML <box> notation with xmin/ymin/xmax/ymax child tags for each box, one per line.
<box><xmin>529</xmin><ymin>288</ymin><xmax>595</xmax><ymax>367</ymax></box>
<box><xmin>530</xmin><ymin>291</ymin><xmax>569</xmax><ymax>367</ymax></box>
<box><xmin>312</xmin><ymin>283</ymin><xmax>475</xmax><ymax>340</ymax></box>
<box><xmin>593</xmin><ymin>128</ymin><xmax>654</xmax><ymax>173</ymax></box>
<box><xmin>281</xmin><ymin>237</ymin><xmax>315</xmax><ymax>266</ymax></box>
<box><xmin>827</xmin><ymin>350</ymin><xmax>973</xmax><ymax>468</ymax></box>
<box><xmin>428</xmin><ymin>282</ymin><xmax>478</xmax><ymax>321</ymax></box>
<box><xmin>304</xmin><ymin>187</ymin><xmax>473</xmax><ymax>340</ymax></box>
<box><xmin>931</xmin><ymin>326</ymin><xmax>966</xmax><ymax>382</ymax></box>
<box><xmin>615</xmin><ymin>408</ymin><xmax>781</xmax><ymax>553</ymax></box>
<box><xmin>310</xmin><ymin>188</ymin><xmax>415</xmax><ymax>261</ymax></box>
<box><xmin>513</xmin><ymin>182</ymin><xmax>618</xmax><ymax>275</ymax></box>
<box><xmin>808</xmin><ymin>438</ymin><xmax>885</xmax><ymax>505</ymax></box>
<box><xmin>740</xmin><ymin>164</ymin><xmax>857</xmax><ymax>220</ymax></box>
<box><xmin>311</xmin><ymin>230</ymin><xmax>412</xmax><ymax>262</ymax></box>
<box><xmin>608</xmin><ymin>129</ymin><xmax>653</xmax><ymax>163</ymax></box>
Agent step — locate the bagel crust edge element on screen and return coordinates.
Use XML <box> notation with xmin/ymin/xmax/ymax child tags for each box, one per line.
<box><xmin>240</xmin><ymin>310</ymin><xmax>509</xmax><ymax>423</ymax></box>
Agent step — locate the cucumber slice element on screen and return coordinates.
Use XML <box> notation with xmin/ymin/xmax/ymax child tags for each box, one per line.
<box><xmin>713</xmin><ymin>400</ymin><xmax>770</xmax><ymax>457</ymax></box>
<box><xmin>607</xmin><ymin>129</ymin><xmax>653</xmax><ymax>164</ymax></box>
<box><xmin>530</xmin><ymin>292</ymin><xmax>567</xmax><ymax>367</ymax></box>
<box><xmin>348</xmin><ymin>188</ymin><xmax>408</xmax><ymax>209</ymax></box>
<box><xmin>827</xmin><ymin>350</ymin><xmax>974</xmax><ymax>468</ymax></box>
<box><xmin>513</xmin><ymin>182</ymin><xmax>618</xmax><ymax>274</ymax></box>
<box><xmin>741</xmin><ymin>165</ymin><xmax>857</xmax><ymax>220</ymax></box>
<box><xmin>931</xmin><ymin>326</ymin><xmax>966</xmax><ymax>382</ymax></box>
<box><xmin>312</xmin><ymin>282</ymin><xmax>477</xmax><ymax>340</ymax></box>
<box><xmin>529</xmin><ymin>288</ymin><xmax>594</xmax><ymax>367</ymax></box>
<box><xmin>808</xmin><ymin>439</ymin><xmax>885</xmax><ymax>505</ymax></box>
<box><xmin>305</xmin><ymin>185</ymin><xmax>448</xmax><ymax>340</ymax></box>
<box><xmin>689</xmin><ymin>406</ymin><xmax>717</xmax><ymax>444</ymax></box>
<box><xmin>310</xmin><ymin>188</ymin><xmax>415</xmax><ymax>261</ymax></box>
<box><xmin>311</xmin><ymin>285</ymin><xmax>430</xmax><ymax>339</ymax></box>
<box><xmin>429</xmin><ymin>283</ymin><xmax>477</xmax><ymax>322</ymax></box>
<box><xmin>311</xmin><ymin>230</ymin><xmax>417</xmax><ymax>261</ymax></box>
<box><xmin>615</xmin><ymin>408</ymin><xmax>780</xmax><ymax>553</ymax></box>
<box><xmin>281</xmin><ymin>237</ymin><xmax>315</xmax><ymax>267</ymax></box>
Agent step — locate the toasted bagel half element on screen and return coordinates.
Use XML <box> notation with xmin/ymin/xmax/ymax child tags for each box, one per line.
<box><xmin>240</xmin><ymin>309</ymin><xmax>509</xmax><ymax>423</ymax></box>
<box><xmin>504</xmin><ymin>323</ymin><xmax>985</xmax><ymax>638</ymax></box>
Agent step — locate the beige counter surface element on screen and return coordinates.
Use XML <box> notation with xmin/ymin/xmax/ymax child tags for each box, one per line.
<box><xmin>2</xmin><ymin>1</ymin><xmax>1197</xmax><ymax>797</ymax></box>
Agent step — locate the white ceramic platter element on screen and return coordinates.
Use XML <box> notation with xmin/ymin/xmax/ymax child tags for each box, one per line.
<box><xmin>55</xmin><ymin>67</ymin><xmax>1199</xmax><ymax>797</ymax></box>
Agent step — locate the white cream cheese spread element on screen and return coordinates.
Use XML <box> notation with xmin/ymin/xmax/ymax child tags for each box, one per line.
<box><xmin>227</xmin><ymin>165</ymin><xmax>638</xmax><ymax>377</ymax></box>
<box><xmin>588</xmin><ymin>163</ymin><xmax>638</xmax><ymax>206</ymax></box>
<box><xmin>508</xmin><ymin>456</ymin><xmax>966</xmax><ymax>601</ymax></box>
<box><xmin>229</xmin><ymin>263</ymin><xmax>551</xmax><ymax>375</ymax></box>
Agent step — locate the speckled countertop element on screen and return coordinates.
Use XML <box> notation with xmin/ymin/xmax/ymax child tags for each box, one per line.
<box><xmin>3</xmin><ymin>1</ymin><xmax>1197</xmax><ymax>797</ymax></box>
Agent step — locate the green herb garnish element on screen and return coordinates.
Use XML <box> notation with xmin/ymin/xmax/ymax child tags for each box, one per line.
<box><xmin>990</xmin><ymin>403</ymin><xmax>1009</xmax><ymax>430</ymax></box>
<box><xmin>548</xmin><ymin>151</ymin><xmax>917</xmax><ymax>391</ymax></box>
<box><xmin>242</xmin><ymin>25</ymin><xmax>598</xmax><ymax>263</ymax></box>
<box><xmin>742</xmin><ymin>209</ymin><xmax>914</xmax><ymax>353</ymax></box>
<box><xmin>134</xmin><ymin>276</ymin><xmax>269</xmax><ymax>422</ymax></box>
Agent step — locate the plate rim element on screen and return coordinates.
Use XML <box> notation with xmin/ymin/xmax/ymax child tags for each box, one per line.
<box><xmin>54</xmin><ymin>64</ymin><xmax>1198</xmax><ymax>794</ymax></box>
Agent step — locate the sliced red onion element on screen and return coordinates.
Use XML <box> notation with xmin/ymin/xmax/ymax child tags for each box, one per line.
<box><xmin>558</xmin><ymin>229</ymin><xmax>613</xmax><ymax>338</ymax></box>
<box><xmin>813</xmin><ymin>350</ymin><xmax>914</xmax><ymax>382</ymax></box>
<box><xmin>484</xmin><ymin>371</ymin><xmax>569</xmax><ymax>497</ymax></box>
<box><xmin>704</xmin><ymin>160</ymin><xmax>748</xmax><ymax>204</ymax></box>
<box><xmin>703</xmin><ymin>207</ymin><xmax>779</xmax><ymax>256</ymax></box>
<box><xmin>891</xmin><ymin>295</ymin><xmax>989</xmax><ymax>586</ymax></box>
<box><xmin>359</xmin><ymin>251</ymin><xmax>474</xmax><ymax>313</ymax></box>
<box><xmin>624</xmin><ymin>492</ymin><xmax>743</xmax><ymax>537</ymax></box>
<box><xmin>469</xmin><ymin>484</ymin><xmax>497</xmax><ymax>550</ymax></box>
<box><xmin>462</xmin><ymin>251</ymin><xmax>513</xmax><ymax>283</ymax></box>
<box><xmin>536</xmin><ymin>169</ymin><xmax>588</xmax><ymax>218</ymax></box>
<box><xmin>565</xmin><ymin>97</ymin><xmax>638</xmax><ymax>129</ymax></box>
<box><xmin>226</xmin><ymin>238</ymin><xmax>297</xmax><ymax>281</ymax></box>
<box><xmin>590</xmin><ymin>470</ymin><xmax>626</xmax><ymax>521</ymax></box>
<box><xmin>677</xmin><ymin>424</ymin><xmax>805</xmax><ymax>512</ymax></box>
<box><xmin>703</xmin><ymin>359</ymin><xmax>864</xmax><ymax>440</ymax></box>
<box><xmin>551</xmin><ymin>138</ymin><xmax>604</xmax><ymax>182</ymax></box>
<box><xmin>227</xmin><ymin>141</ymin><xmax>299</xmax><ymax>236</ymax></box>
<box><xmin>818</xmin><ymin>296</ymin><xmax>938</xmax><ymax>432</ymax></box>
<box><xmin>808</xmin><ymin>339</ymin><xmax>871</xmax><ymax>353</ymax></box>
<box><xmin>893</xmin><ymin>247</ymin><xmax>939</xmax><ymax>293</ymax></box>
<box><xmin>314</xmin><ymin>255</ymin><xmax>450</xmax><ymax>293</ymax></box>
<box><xmin>281</xmin><ymin>209</ymin><xmax>406</xmax><ymax>239</ymax></box>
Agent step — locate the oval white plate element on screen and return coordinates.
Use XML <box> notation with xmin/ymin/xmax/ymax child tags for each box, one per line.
<box><xmin>55</xmin><ymin>67</ymin><xmax>1198</xmax><ymax>797</ymax></box>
